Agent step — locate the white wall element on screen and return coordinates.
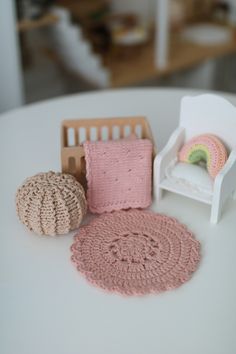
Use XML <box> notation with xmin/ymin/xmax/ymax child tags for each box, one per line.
<box><xmin>0</xmin><ymin>0</ymin><xmax>24</xmax><ymax>113</ymax></box>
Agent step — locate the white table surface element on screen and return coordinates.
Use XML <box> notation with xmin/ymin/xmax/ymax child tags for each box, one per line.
<box><xmin>1</xmin><ymin>88</ymin><xmax>236</xmax><ymax>354</ymax></box>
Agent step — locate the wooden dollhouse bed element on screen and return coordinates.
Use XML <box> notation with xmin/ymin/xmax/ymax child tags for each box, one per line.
<box><xmin>61</xmin><ymin>116</ymin><xmax>156</xmax><ymax>186</ymax></box>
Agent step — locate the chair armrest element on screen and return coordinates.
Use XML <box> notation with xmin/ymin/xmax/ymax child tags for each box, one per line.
<box><xmin>213</xmin><ymin>148</ymin><xmax>236</xmax><ymax>206</ymax></box>
<box><xmin>154</xmin><ymin>127</ymin><xmax>185</xmax><ymax>184</ymax></box>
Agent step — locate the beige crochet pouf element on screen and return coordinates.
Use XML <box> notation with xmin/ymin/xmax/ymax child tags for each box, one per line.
<box><xmin>16</xmin><ymin>171</ymin><xmax>87</xmax><ymax>236</ymax></box>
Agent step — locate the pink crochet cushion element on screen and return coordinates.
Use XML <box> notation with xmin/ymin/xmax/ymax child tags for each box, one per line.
<box><xmin>71</xmin><ymin>210</ymin><xmax>201</xmax><ymax>296</ymax></box>
<box><xmin>179</xmin><ymin>134</ymin><xmax>228</xmax><ymax>178</ymax></box>
<box><xmin>84</xmin><ymin>139</ymin><xmax>152</xmax><ymax>213</ymax></box>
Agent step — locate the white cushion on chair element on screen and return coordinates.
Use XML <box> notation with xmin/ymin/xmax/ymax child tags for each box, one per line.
<box><xmin>165</xmin><ymin>160</ymin><xmax>214</xmax><ymax>196</ymax></box>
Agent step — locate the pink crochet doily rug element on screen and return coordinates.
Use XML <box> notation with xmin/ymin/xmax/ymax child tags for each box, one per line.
<box><xmin>71</xmin><ymin>210</ymin><xmax>201</xmax><ymax>296</ymax></box>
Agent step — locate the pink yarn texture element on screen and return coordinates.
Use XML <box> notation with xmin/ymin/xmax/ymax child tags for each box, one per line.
<box><xmin>84</xmin><ymin>139</ymin><xmax>152</xmax><ymax>213</ymax></box>
<box><xmin>71</xmin><ymin>210</ymin><xmax>201</xmax><ymax>296</ymax></box>
<box><xmin>179</xmin><ymin>134</ymin><xmax>228</xmax><ymax>178</ymax></box>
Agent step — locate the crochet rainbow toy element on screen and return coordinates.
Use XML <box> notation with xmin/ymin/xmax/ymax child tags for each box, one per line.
<box><xmin>179</xmin><ymin>134</ymin><xmax>228</xmax><ymax>178</ymax></box>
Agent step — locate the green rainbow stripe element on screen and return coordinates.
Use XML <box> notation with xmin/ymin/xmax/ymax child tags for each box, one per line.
<box><xmin>185</xmin><ymin>144</ymin><xmax>212</xmax><ymax>167</ymax></box>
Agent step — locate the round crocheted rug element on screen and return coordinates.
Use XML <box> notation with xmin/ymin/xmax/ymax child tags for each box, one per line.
<box><xmin>71</xmin><ymin>210</ymin><xmax>201</xmax><ymax>296</ymax></box>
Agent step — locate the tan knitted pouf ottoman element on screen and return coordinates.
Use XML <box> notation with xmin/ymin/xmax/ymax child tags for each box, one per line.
<box><xmin>16</xmin><ymin>171</ymin><xmax>87</xmax><ymax>236</ymax></box>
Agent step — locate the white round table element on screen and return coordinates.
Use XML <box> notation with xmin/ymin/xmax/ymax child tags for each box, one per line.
<box><xmin>1</xmin><ymin>89</ymin><xmax>236</xmax><ymax>354</ymax></box>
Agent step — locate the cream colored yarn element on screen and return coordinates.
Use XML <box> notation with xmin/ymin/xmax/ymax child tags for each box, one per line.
<box><xmin>16</xmin><ymin>171</ymin><xmax>87</xmax><ymax>236</ymax></box>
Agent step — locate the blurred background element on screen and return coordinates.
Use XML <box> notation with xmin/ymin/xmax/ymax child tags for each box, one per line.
<box><xmin>0</xmin><ymin>0</ymin><xmax>236</xmax><ymax>113</ymax></box>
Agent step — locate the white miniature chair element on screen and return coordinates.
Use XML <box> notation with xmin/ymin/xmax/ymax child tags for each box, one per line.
<box><xmin>154</xmin><ymin>94</ymin><xmax>236</xmax><ymax>223</ymax></box>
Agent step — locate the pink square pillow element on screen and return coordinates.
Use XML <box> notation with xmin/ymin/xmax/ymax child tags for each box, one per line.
<box><xmin>84</xmin><ymin>138</ymin><xmax>153</xmax><ymax>213</ymax></box>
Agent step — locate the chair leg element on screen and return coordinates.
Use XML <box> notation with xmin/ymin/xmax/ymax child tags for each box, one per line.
<box><xmin>155</xmin><ymin>187</ymin><xmax>163</xmax><ymax>202</ymax></box>
<box><xmin>210</xmin><ymin>198</ymin><xmax>223</xmax><ymax>224</ymax></box>
<box><xmin>232</xmin><ymin>190</ymin><xmax>236</xmax><ymax>200</ymax></box>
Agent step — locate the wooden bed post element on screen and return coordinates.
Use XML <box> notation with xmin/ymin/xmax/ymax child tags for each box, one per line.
<box><xmin>155</xmin><ymin>0</ymin><xmax>170</xmax><ymax>69</ymax></box>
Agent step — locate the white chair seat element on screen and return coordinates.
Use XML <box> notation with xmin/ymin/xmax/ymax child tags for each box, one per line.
<box><xmin>165</xmin><ymin>160</ymin><xmax>213</xmax><ymax>196</ymax></box>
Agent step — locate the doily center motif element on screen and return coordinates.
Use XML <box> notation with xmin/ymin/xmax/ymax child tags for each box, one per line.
<box><xmin>109</xmin><ymin>232</ymin><xmax>161</xmax><ymax>264</ymax></box>
<box><xmin>71</xmin><ymin>210</ymin><xmax>201</xmax><ymax>296</ymax></box>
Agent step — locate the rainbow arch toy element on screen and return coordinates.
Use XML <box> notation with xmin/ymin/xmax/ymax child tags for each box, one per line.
<box><xmin>179</xmin><ymin>134</ymin><xmax>228</xmax><ymax>178</ymax></box>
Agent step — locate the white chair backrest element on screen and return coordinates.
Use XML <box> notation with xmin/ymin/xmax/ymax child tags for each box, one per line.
<box><xmin>180</xmin><ymin>94</ymin><xmax>236</xmax><ymax>150</ymax></box>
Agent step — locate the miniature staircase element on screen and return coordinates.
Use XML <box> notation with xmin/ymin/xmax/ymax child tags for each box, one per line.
<box><xmin>49</xmin><ymin>6</ymin><xmax>110</xmax><ymax>88</ymax></box>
